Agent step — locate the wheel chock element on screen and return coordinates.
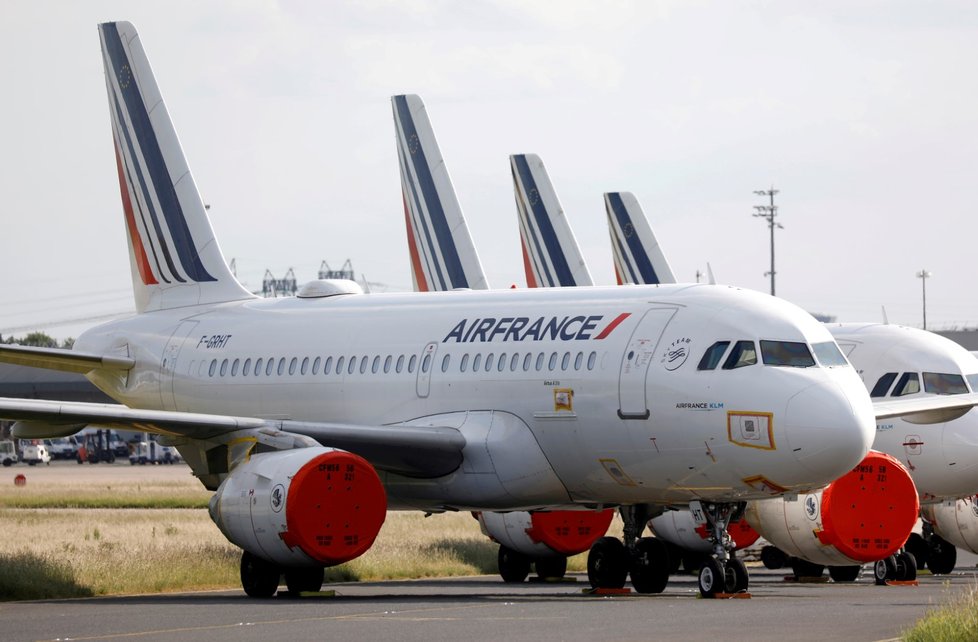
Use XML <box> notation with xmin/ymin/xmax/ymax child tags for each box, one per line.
<box><xmin>582</xmin><ymin>587</ymin><xmax>632</xmax><ymax>595</ymax></box>
<box><xmin>884</xmin><ymin>580</ymin><xmax>919</xmax><ymax>587</ymax></box>
<box><xmin>712</xmin><ymin>592</ymin><xmax>752</xmax><ymax>599</ymax></box>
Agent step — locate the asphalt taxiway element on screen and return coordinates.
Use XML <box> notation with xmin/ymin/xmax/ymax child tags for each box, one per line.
<box><xmin>3</xmin><ymin>565</ymin><xmax>976</xmax><ymax>642</ymax></box>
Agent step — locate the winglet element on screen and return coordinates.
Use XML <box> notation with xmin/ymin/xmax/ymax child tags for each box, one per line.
<box><xmin>510</xmin><ymin>154</ymin><xmax>593</xmax><ymax>288</ymax></box>
<box><xmin>604</xmin><ymin>192</ymin><xmax>676</xmax><ymax>285</ymax></box>
<box><xmin>392</xmin><ymin>95</ymin><xmax>489</xmax><ymax>292</ymax></box>
<box><xmin>98</xmin><ymin>22</ymin><xmax>254</xmax><ymax>313</ymax></box>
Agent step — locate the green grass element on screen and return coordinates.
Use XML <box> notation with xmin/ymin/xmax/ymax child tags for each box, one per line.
<box><xmin>904</xmin><ymin>584</ymin><xmax>978</xmax><ymax>642</ymax></box>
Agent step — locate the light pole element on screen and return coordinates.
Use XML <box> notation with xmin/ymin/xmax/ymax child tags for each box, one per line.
<box><xmin>916</xmin><ymin>269</ymin><xmax>931</xmax><ymax>330</ymax></box>
<box><xmin>753</xmin><ymin>187</ymin><xmax>782</xmax><ymax>296</ymax></box>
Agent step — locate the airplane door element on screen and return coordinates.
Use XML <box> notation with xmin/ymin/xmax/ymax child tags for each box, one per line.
<box><xmin>160</xmin><ymin>321</ymin><xmax>198</xmax><ymax>411</ymax></box>
<box><xmin>618</xmin><ymin>308</ymin><xmax>676</xmax><ymax>419</ymax></box>
<box><xmin>416</xmin><ymin>342</ymin><xmax>438</xmax><ymax>398</ymax></box>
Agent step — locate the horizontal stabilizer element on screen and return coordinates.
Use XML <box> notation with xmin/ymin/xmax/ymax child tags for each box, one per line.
<box><xmin>0</xmin><ymin>344</ymin><xmax>133</xmax><ymax>374</ymax></box>
<box><xmin>873</xmin><ymin>392</ymin><xmax>978</xmax><ymax>425</ymax></box>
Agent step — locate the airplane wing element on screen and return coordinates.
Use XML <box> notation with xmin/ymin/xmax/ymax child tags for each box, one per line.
<box><xmin>873</xmin><ymin>392</ymin><xmax>978</xmax><ymax>425</ymax></box>
<box><xmin>0</xmin><ymin>397</ymin><xmax>464</xmax><ymax>479</ymax></box>
<box><xmin>0</xmin><ymin>344</ymin><xmax>133</xmax><ymax>374</ymax></box>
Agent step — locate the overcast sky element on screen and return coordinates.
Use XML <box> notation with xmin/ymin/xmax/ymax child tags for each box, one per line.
<box><xmin>1</xmin><ymin>1</ymin><xmax>976</xmax><ymax>340</ymax></box>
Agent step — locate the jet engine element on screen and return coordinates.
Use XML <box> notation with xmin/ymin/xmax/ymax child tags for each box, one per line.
<box><xmin>477</xmin><ymin>509</ymin><xmax>614</xmax><ymax>557</ymax></box>
<box><xmin>922</xmin><ymin>497</ymin><xmax>978</xmax><ymax>555</ymax></box>
<box><xmin>649</xmin><ymin>510</ymin><xmax>759</xmax><ymax>552</ymax></box>
<box><xmin>744</xmin><ymin>450</ymin><xmax>918</xmax><ymax>566</ymax></box>
<box><xmin>209</xmin><ymin>447</ymin><xmax>386</xmax><ymax>567</ymax></box>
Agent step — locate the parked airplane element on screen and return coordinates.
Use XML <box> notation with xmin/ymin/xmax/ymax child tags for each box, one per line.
<box><xmin>601</xmin><ymin>190</ymin><xmax>978</xmax><ymax>583</ymax></box>
<box><xmin>0</xmin><ymin>25</ymin><xmax>967</xmax><ymax>601</ymax></box>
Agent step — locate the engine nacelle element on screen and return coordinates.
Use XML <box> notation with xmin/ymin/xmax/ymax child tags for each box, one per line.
<box><xmin>209</xmin><ymin>447</ymin><xmax>386</xmax><ymax>567</ymax></box>
<box><xmin>477</xmin><ymin>509</ymin><xmax>614</xmax><ymax>557</ymax></box>
<box><xmin>745</xmin><ymin>450</ymin><xmax>918</xmax><ymax>566</ymax></box>
<box><xmin>649</xmin><ymin>510</ymin><xmax>759</xmax><ymax>553</ymax></box>
<box><xmin>922</xmin><ymin>497</ymin><xmax>978</xmax><ymax>553</ymax></box>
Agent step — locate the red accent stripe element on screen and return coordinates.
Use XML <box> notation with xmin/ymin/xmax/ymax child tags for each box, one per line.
<box><xmin>520</xmin><ymin>236</ymin><xmax>538</xmax><ymax>289</ymax></box>
<box><xmin>594</xmin><ymin>312</ymin><xmax>631</xmax><ymax>340</ymax></box>
<box><xmin>403</xmin><ymin>193</ymin><xmax>429</xmax><ymax>292</ymax></box>
<box><xmin>614</xmin><ymin>265</ymin><xmax>623</xmax><ymax>286</ymax></box>
<box><xmin>114</xmin><ymin>140</ymin><xmax>157</xmax><ymax>285</ymax></box>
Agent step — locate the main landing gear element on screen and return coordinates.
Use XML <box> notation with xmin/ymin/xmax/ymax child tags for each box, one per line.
<box><xmin>497</xmin><ymin>547</ymin><xmax>568</xmax><ymax>583</ymax></box>
<box><xmin>693</xmin><ymin>501</ymin><xmax>749</xmax><ymax>598</ymax></box>
<box><xmin>904</xmin><ymin>523</ymin><xmax>956</xmax><ymax>575</ymax></box>
<box><xmin>585</xmin><ymin>505</ymin><xmax>670</xmax><ymax>595</ymax></box>
<box><xmin>872</xmin><ymin>550</ymin><xmax>917</xmax><ymax>585</ymax></box>
<box><xmin>240</xmin><ymin>551</ymin><xmax>325</xmax><ymax>598</ymax></box>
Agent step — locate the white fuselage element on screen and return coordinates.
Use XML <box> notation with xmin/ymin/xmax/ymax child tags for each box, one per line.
<box><xmin>78</xmin><ymin>283</ymin><xmax>875</xmax><ymax>510</ymax></box>
<box><xmin>830</xmin><ymin>323</ymin><xmax>978</xmax><ymax>502</ymax></box>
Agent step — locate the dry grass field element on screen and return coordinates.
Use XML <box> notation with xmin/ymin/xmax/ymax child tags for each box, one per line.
<box><xmin>0</xmin><ymin>463</ymin><xmax>601</xmax><ymax>599</ymax></box>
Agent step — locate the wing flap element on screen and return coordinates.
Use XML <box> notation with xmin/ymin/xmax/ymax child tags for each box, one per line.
<box><xmin>0</xmin><ymin>345</ymin><xmax>133</xmax><ymax>374</ymax></box>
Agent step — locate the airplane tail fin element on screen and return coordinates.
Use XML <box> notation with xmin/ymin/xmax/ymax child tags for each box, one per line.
<box><xmin>98</xmin><ymin>22</ymin><xmax>254</xmax><ymax>313</ymax></box>
<box><xmin>392</xmin><ymin>95</ymin><xmax>489</xmax><ymax>292</ymax></box>
<box><xmin>510</xmin><ymin>154</ymin><xmax>593</xmax><ymax>288</ymax></box>
<box><xmin>604</xmin><ymin>192</ymin><xmax>677</xmax><ymax>286</ymax></box>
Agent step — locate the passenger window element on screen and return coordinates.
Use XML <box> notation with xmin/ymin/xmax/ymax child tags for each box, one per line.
<box><xmin>243</xmin><ymin>358</ymin><xmax>251</xmax><ymax>376</ymax></box>
<box><xmin>231</xmin><ymin>359</ymin><xmax>240</xmax><ymax>376</ymax></box>
<box><xmin>220</xmin><ymin>359</ymin><xmax>229</xmax><ymax>376</ymax></box>
<box><xmin>813</xmin><ymin>341</ymin><xmax>848</xmax><ymax>367</ymax></box>
<box><xmin>277</xmin><ymin>358</ymin><xmax>286</xmax><ymax>376</ymax></box>
<box><xmin>208</xmin><ymin>360</ymin><xmax>217</xmax><ymax>377</ymax></box>
<box><xmin>575</xmin><ymin>352</ymin><xmax>583</xmax><ymax>371</ymax></box>
<box><xmin>548</xmin><ymin>352</ymin><xmax>558</xmax><ymax>370</ymax></box>
<box><xmin>301</xmin><ymin>357</ymin><xmax>309</xmax><ymax>375</ymax></box>
<box><xmin>722</xmin><ymin>341</ymin><xmax>757</xmax><ymax>370</ymax></box>
<box><xmin>760</xmin><ymin>341</ymin><xmax>815</xmax><ymax>367</ymax></box>
<box><xmin>289</xmin><ymin>358</ymin><xmax>298</xmax><ymax>375</ymax></box>
<box><xmin>561</xmin><ymin>352</ymin><xmax>571</xmax><ymax>371</ymax></box>
<box><xmin>384</xmin><ymin>355</ymin><xmax>392</xmax><ymax>373</ymax></box>
<box><xmin>408</xmin><ymin>355</ymin><xmax>417</xmax><ymax>373</ymax></box>
<box><xmin>348</xmin><ymin>357</ymin><xmax>357</xmax><ymax>375</ymax></box>
<box><xmin>510</xmin><ymin>353</ymin><xmax>519</xmax><ymax>371</ymax></box>
<box><xmin>523</xmin><ymin>353</ymin><xmax>533</xmax><ymax>371</ymax></box>
<box><xmin>870</xmin><ymin>372</ymin><xmax>898</xmax><ymax>398</ymax></box>
<box><xmin>312</xmin><ymin>357</ymin><xmax>320</xmax><ymax>375</ymax></box>
<box><xmin>535</xmin><ymin>353</ymin><xmax>544</xmax><ymax>371</ymax></box>
<box><xmin>265</xmin><ymin>358</ymin><xmax>274</xmax><ymax>376</ymax></box>
<box><xmin>422</xmin><ymin>354</ymin><xmax>431</xmax><ymax>373</ymax></box>
<box><xmin>923</xmin><ymin>372</ymin><xmax>969</xmax><ymax>395</ymax></box>
<box><xmin>254</xmin><ymin>358</ymin><xmax>263</xmax><ymax>376</ymax></box>
<box><xmin>486</xmin><ymin>353</ymin><xmax>495</xmax><ymax>372</ymax></box>
<box><xmin>588</xmin><ymin>351</ymin><xmax>597</xmax><ymax>370</ymax></box>
<box><xmin>498</xmin><ymin>353</ymin><xmax>507</xmax><ymax>372</ymax></box>
<box><xmin>372</xmin><ymin>356</ymin><xmax>380</xmax><ymax>374</ymax></box>
<box><xmin>473</xmin><ymin>353</ymin><xmax>483</xmax><ymax>372</ymax></box>
<box><xmin>891</xmin><ymin>372</ymin><xmax>920</xmax><ymax>397</ymax></box>
<box><xmin>336</xmin><ymin>356</ymin><xmax>345</xmax><ymax>375</ymax></box>
<box><xmin>698</xmin><ymin>341</ymin><xmax>730</xmax><ymax>370</ymax></box>
<box><xmin>324</xmin><ymin>356</ymin><xmax>333</xmax><ymax>374</ymax></box>
<box><xmin>396</xmin><ymin>355</ymin><xmax>404</xmax><ymax>373</ymax></box>
<box><xmin>359</xmin><ymin>357</ymin><xmax>368</xmax><ymax>374</ymax></box>
<box><xmin>441</xmin><ymin>354</ymin><xmax>450</xmax><ymax>373</ymax></box>
<box><xmin>460</xmin><ymin>354</ymin><xmax>469</xmax><ymax>372</ymax></box>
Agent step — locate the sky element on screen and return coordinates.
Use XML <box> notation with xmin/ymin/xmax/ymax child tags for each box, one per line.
<box><xmin>1</xmin><ymin>1</ymin><xmax>977</xmax><ymax>340</ymax></box>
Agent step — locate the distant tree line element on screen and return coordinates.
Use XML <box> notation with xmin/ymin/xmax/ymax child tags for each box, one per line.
<box><xmin>0</xmin><ymin>332</ymin><xmax>74</xmax><ymax>349</ymax></box>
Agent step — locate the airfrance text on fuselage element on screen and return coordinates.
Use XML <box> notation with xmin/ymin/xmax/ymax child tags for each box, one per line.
<box><xmin>443</xmin><ymin>313</ymin><xmax>629</xmax><ymax>344</ymax></box>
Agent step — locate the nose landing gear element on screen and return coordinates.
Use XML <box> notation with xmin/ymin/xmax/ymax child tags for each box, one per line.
<box><xmin>692</xmin><ymin>501</ymin><xmax>749</xmax><ymax>598</ymax></box>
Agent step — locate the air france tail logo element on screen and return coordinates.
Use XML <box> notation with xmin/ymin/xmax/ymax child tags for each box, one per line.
<box><xmin>443</xmin><ymin>312</ymin><xmax>630</xmax><ymax>343</ymax></box>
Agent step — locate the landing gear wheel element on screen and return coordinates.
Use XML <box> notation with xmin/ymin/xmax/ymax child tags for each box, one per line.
<box><xmin>904</xmin><ymin>533</ymin><xmax>928</xmax><ymax>569</ymax></box>
<box><xmin>587</xmin><ymin>536</ymin><xmax>628</xmax><ymax>589</ymax></box>
<box><xmin>629</xmin><ymin>537</ymin><xmax>670</xmax><ymax>594</ymax></box>
<box><xmin>873</xmin><ymin>556</ymin><xmax>897</xmax><ymax>585</ymax></box>
<box><xmin>698</xmin><ymin>557</ymin><xmax>732</xmax><ymax>598</ymax></box>
<box><xmin>727</xmin><ymin>557</ymin><xmax>749</xmax><ymax>593</ymax></box>
<box><xmin>791</xmin><ymin>559</ymin><xmax>825</xmax><ymax>580</ymax></box>
<box><xmin>760</xmin><ymin>545</ymin><xmax>788</xmax><ymax>570</ymax></box>
<box><xmin>498</xmin><ymin>546</ymin><xmax>531</xmax><ymax>583</ymax></box>
<box><xmin>895</xmin><ymin>551</ymin><xmax>917</xmax><ymax>581</ymax></box>
<box><xmin>927</xmin><ymin>535</ymin><xmax>956</xmax><ymax>575</ymax></box>
<box><xmin>240</xmin><ymin>551</ymin><xmax>280</xmax><ymax>598</ymax></box>
<box><xmin>534</xmin><ymin>556</ymin><xmax>567</xmax><ymax>580</ymax></box>
<box><xmin>284</xmin><ymin>567</ymin><xmax>324</xmax><ymax>594</ymax></box>
<box><xmin>828</xmin><ymin>565</ymin><xmax>861</xmax><ymax>583</ymax></box>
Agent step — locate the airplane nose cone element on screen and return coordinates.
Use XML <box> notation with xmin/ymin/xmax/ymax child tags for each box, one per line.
<box><xmin>784</xmin><ymin>380</ymin><xmax>875</xmax><ymax>484</ymax></box>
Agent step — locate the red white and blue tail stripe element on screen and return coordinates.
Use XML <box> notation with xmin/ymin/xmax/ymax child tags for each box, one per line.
<box><xmin>392</xmin><ymin>95</ymin><xmax>488</xmax><ymax>292</ymax></box>
<box><xmin>99</xmin><ymin>21</ymin><xmax>252</xmax><ymax>313</ymax></box>
<box><xmin>510</xmin><ymin>154</ymin><xmax>593</xmax><ymax>288</ymax></box>
<box><xmin>604</xmin><ymin>192</ymin><xmax>676</xmax><ymax>286</ymax></box>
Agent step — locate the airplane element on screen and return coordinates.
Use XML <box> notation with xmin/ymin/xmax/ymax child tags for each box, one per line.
<box><xmin>600</xmin><ymin>190</ymin><xmax>978</xmax><ymax>583</ymax></box>
<box><xmin>0</xmin><ymin>24</ymin><xmax>966</xmax><ymax>601</ymax></box>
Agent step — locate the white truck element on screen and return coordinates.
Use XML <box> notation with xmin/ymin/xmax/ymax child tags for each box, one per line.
<box><xmin>20</xmin><ymin>442</ymin><xmax>51</xmax><ymax>466</ymax></box>
<box><xmin>0</xmin><ymin>440</ymin><xmax>17</xmax><ymax>466</ymax></box>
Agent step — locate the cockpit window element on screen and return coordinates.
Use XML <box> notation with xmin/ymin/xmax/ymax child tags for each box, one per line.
<box><xmin>870</xmin><ymin>372</ymin><xmax>898</xmax><ymax>398</ymax></box>
<box><xmin>697</xmin><ymin>341</ymin><xmax>731</xmax><ymax>371</ymax></box>
<box><xmin>760</xmin><ymin>341</ymin><xmax>816</xmax><ymax>367</ymax></box>
<box><xmin>922</xmin><ymin>372</ymin><xmax>969</xmax><ymax>395</ymax></box>
<box><xmin>722</xmin><ymin>341</ymin><xmax>757</xmax><ymax>370</ymax></box>
<box><xmin>967</xmin><ymin>374</ymin><xmax>978</xmax><ymax>392</ymax></box>
<box><xmin>813</xmin><ymin>342</ymin><xmax>849</xmax><ymax>367</ymax></box>
<box><xmin>891</xmin><ymin>372</ymin><xmax>920</xmax><ymax>397</ymax></box>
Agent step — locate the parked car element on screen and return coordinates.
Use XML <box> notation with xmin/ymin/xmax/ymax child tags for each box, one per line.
<box><xmin>129</xmin><ymin>441</ymin><xmax>180</xmax><ymax>465</ymax></box>
<box><xmin>21</xmin><ymin>442</ymin><xmax>51</xmax><ymax>466</ymax></box>
<box><xmin>0</xmin><ymin>440</ymin><xmax>17</xmax><ymax>466</ymax></box>
<box><xmin>47</xmin><ymin>437</ymin><xmax>79</xmax><ymax>460</ymax></box>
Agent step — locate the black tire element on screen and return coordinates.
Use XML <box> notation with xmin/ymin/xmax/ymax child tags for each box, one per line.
<box><xmin>873</xmin><ymin>556</ymin><xmax>897</xmax><ymax>585</ymax></box>
<box><xmin>828</xmin><ymin>565</ymin><xmax>861</xmax><ymax>582</ymax></box>
<box><xmin>895</xmin><ymin>551</ymin><xmax>917</xmax><ymax>582</ymax></box>
<box><xmin>240</xmin><ymin>551</ymin><xmax>280</xmax><ymax>598</ymax></box>
<box><xmin>904</xmin><ymin>533</ymin><xmax>928</xmax><ymax>569</ymax></box>
<box><xmin>1</xmin><ymin>460</ymin><xmax>10</xmax><ymax>467</ymax></box>
<box><xmin>534</xmin><ymin>556</ymin><xmax>567</xmax><ymax>580</ymax></box>
<box><xmin>284</xmin><ymin>566</ymin><xmax>325</xmax><ymax>594</ymax></box>
<box><xmin>498</xmin><ymin>546</ymin><xmax>531</xmax><ymax>583</ymax></box>
<box><xmin>629</xmin><ymin>537</ymin><xmax>670</xmax><ymax>594</ymax></box>
<box><xmin>698</xmin><ymin>557</ymin><xmax>726</xmax><ymax>598</ymax></box>
<box><xmin>728</xmin><ymin>557</ymin><xmax>749</xmax><ymax>593</ymax></box>
<box><xmin>760</xmin><ymin>545</ymin><xmax>788</xmax><ymax>570</ymax></box>
<box><xmin>927</xmin><ymin>535</ymin><xmax>956</xmax><ymax>575</ymax></box>
<box><xmin>791</xmin><ymin>558</ymin><xmax>825</xmax><ymax>579</ymax></box>
<box><xmin>587</xmin><ymin>537</ymin><xmax>628</xmax><ymax>589</ymax></box>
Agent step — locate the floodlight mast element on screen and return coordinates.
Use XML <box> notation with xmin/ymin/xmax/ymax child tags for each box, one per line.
<box><xmin>916</xmin><ymin>269</ymin><xmax>931</xmax><ymax>330</ymax></box>
<box><xmin>753</xmin><ymin>187</ymin><xmax>782</xmax><ymax>296</ymax></box>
